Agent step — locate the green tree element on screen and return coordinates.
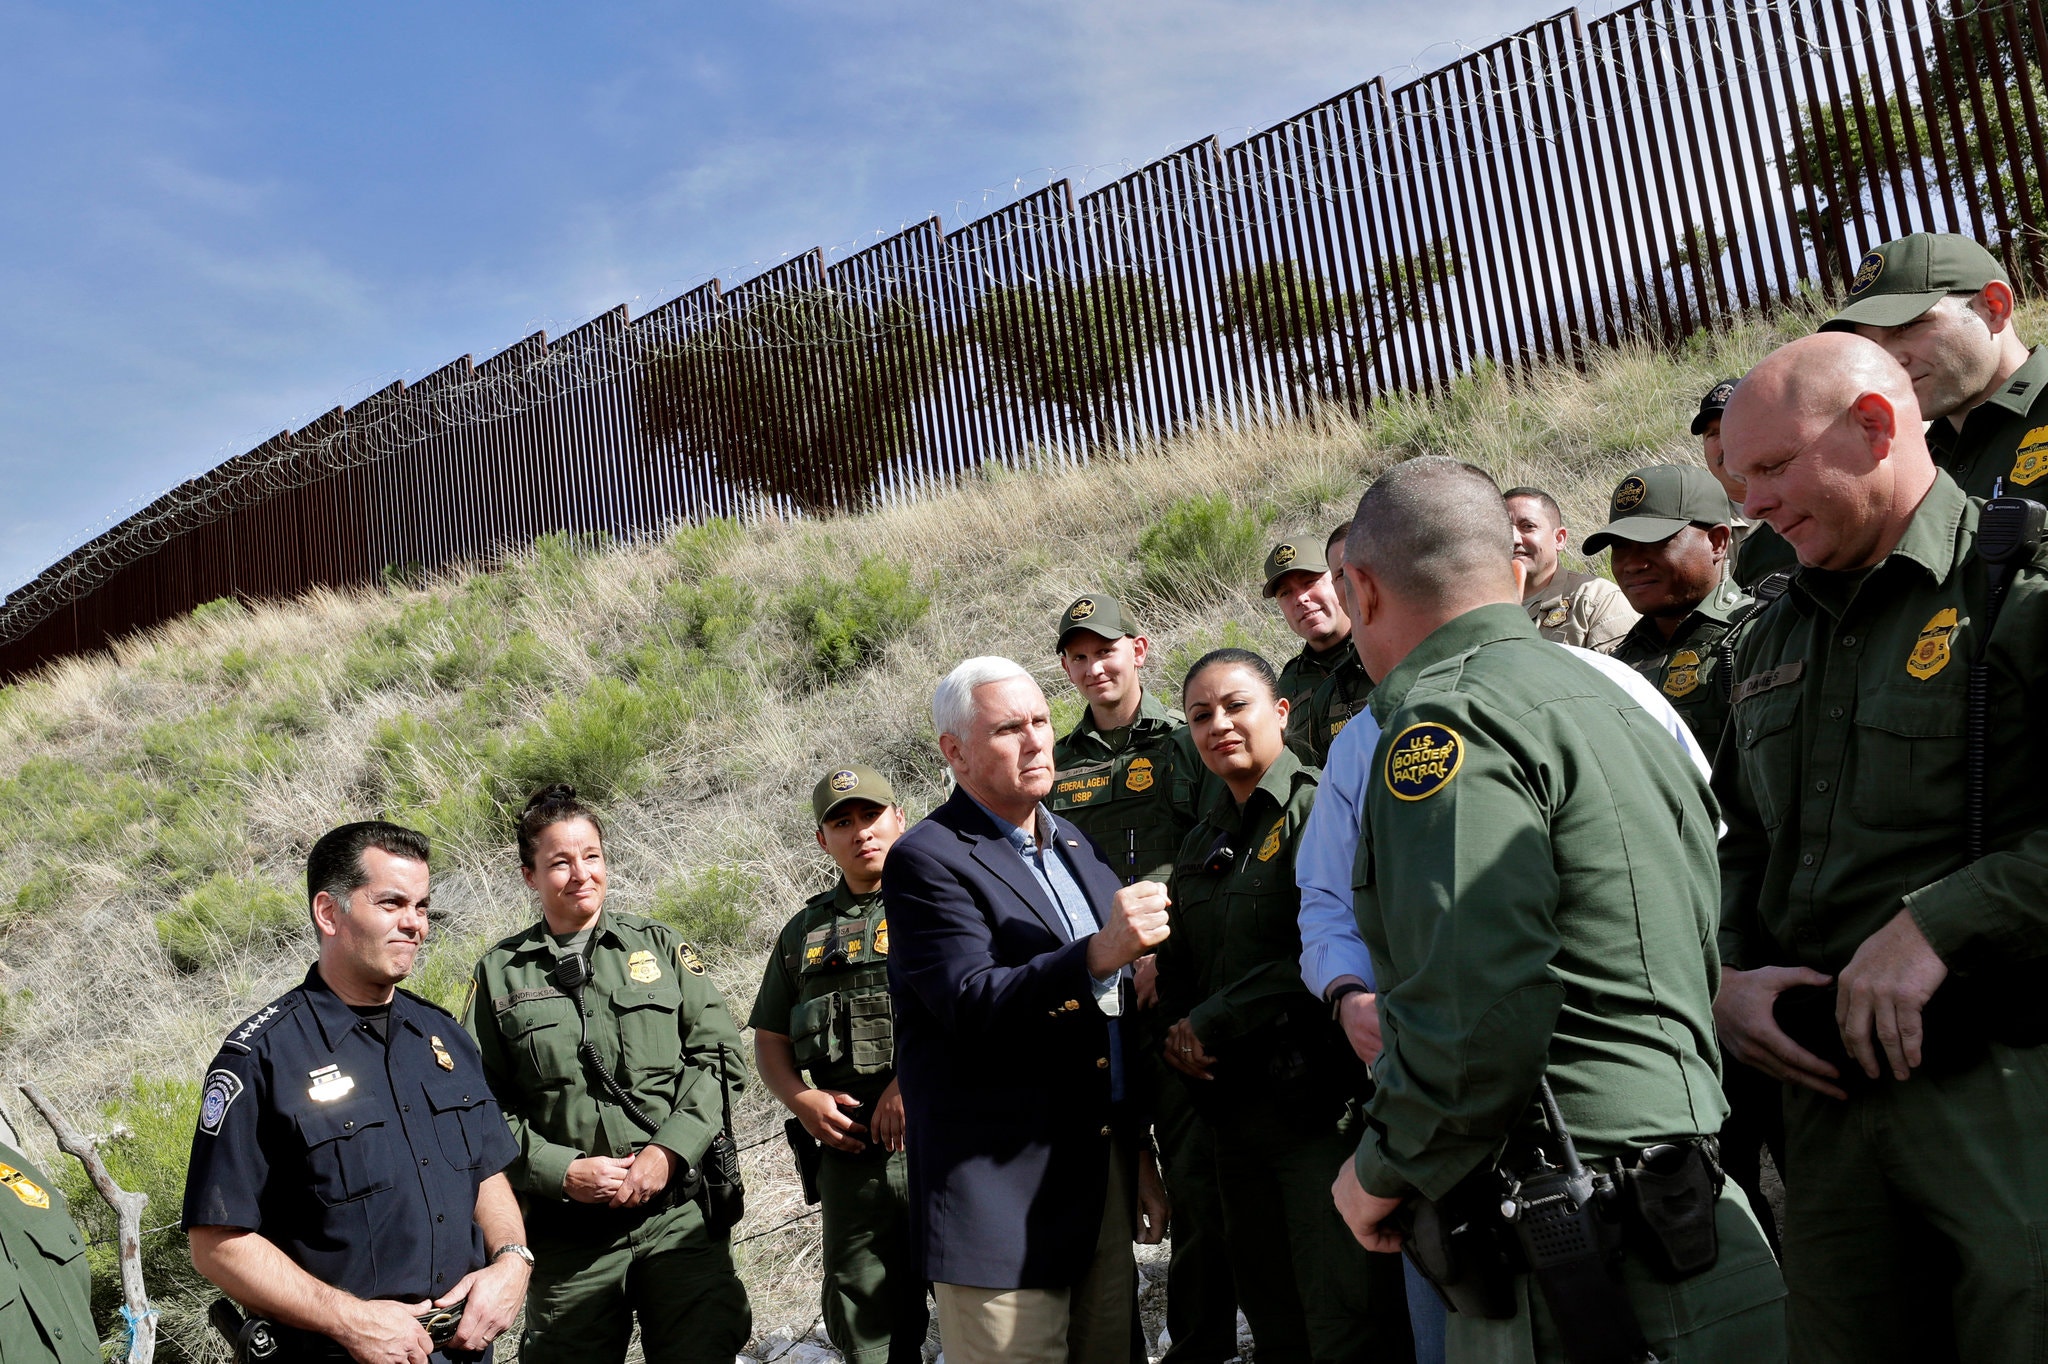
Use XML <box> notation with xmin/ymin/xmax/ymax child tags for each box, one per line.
<box><xmin>964</xmin><ymin>268</ymin><xmax>1187</xmax><ymax>444</ymax></box>
<box><xmin>636</xmin><ymin>283</ymin><xmax>945</xmax><ymax>512</ymax></box>
<box><xmin>1213</xmin><ymin>246</ymin><xmax>1458</xmax><ymax>407</ymax></box>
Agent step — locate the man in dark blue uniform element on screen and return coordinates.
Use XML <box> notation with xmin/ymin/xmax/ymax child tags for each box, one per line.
<box><xmin>184</xmin><ymin>822</ymin><xmax>530</xmax><ymax>1364</ymax></box>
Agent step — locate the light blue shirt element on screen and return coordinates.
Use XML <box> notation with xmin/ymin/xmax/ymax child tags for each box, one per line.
<box><xmin>1295</xmin><ymin>644</ymin><xmax>1714</xmax><ymax>1000</ymax></box>
<box><xmin>970</xmin><ymin>794</ymin><xmax>1126</xmax><ymax>1100</ymax></box>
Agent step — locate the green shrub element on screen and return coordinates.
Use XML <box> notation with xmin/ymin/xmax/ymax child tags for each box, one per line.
<box><xmin>780</xmin><ymin>556</ymin><xmax>929</xmax><ymax>683</ymax></box>
<box><xmin>518</xmin><ymin>532</ymin><xmax>607</xmax><ymax>600</ymax></box>
<box><xmin>59</xmin><ymin>1075</ymin><xmax>211</xmax><ymax>1337</ymax></box>
<box><xmin>654</xmin><ymin>576</ymin><xmax>753</xmax><ymax>655</ymax></box>
<box><xmin>647</xmin><ymin>867</ymin><xmax>755</xmax><ymax>947</ymax></box>
<box><xmin>219</xmin><ymin>647</ymin><xmax>261</xmax><ymax>686</ymax></box>
<box><xmin>137</xmin><ymin>706</ymin><xmax>295</xmax><ymax>792</ymax></box>
<box><xmin>408</xmin><ymin>932</ymin><xmax>496</xmax><ymax>1016</ymax></box>
<box><xmin>499</xmin><ymin>677</ymin><xmax>674</xmax><ymax>803</ymax></box>
<box><xmin>157</xmin><ymin>874</ymin><xmax>303</xmax><ymax>972</ymax></box>
<box><xmin>10</xmin><ymin>866</ymin><xmax>67</xmax><ymax>922</ymax></box>
<box><xmin>667</xmin><ymin>518</ymin><xmax>743</xmax><ymax>578</ymax></box>
<box><xmin>190</xmin><ymin>597</ymin><xmax>245</xmax><ymax>627</ymax></box>
<box><xmin>1135</xmin><ymin>492</ymin><xmax>1273</xmax><ymax>609</ymax></box>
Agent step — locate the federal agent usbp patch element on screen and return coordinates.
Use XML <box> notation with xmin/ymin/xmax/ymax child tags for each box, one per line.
<box><xmin>1851</xmin><ymin>249</ymin><xmax>1885</xmax><ymax>295</ymax></box>
<box><xmin>1664</xmin><ymin>649</ymin><xmax>1703</xmax><ymax>698</ymax></box>
<box><xmin>1907</xmin><ymin>607</ymin><xmax>1959</xmax><ymax>680</ymax></box>
<box><xmin>1385</xmin><ymin>722</ymin><xmax>1464</xmax><ymax>800</ymax></box>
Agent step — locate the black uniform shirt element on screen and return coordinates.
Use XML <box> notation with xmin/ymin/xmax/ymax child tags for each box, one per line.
<box><xmin>181</xmin><ymin>965</ymin><xmax>519</xmax><ymax>1302</ymax></box>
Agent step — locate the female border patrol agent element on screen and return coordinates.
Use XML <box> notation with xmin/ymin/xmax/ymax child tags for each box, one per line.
<box><xmin>750</xmin><ymin>764</ymin><xmax>926</xmax><ymax>1364</ymax></box>
<box><xmin>462</xmin><ymin>786</ymin><xmax>750</xmax><ymax>1364</ymax></box>
<box><xmin>1157</xmin><ymin>649</ymin><xmax>1413</xmax><ymax>1364</ymax></box>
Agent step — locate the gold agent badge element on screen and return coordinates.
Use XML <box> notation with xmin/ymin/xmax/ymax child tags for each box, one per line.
<box><xmin>628</xmin><ymin>949</ymin><xmax>663</xmax><ymax>984</ymax></box>
<box><xmin>1125</xmin><ymin>757</ymin><xmax>1155</xmax><ymax>792</ymax></box>
<box><xmin>874</xmin><ymin>918</ymin><xmax>889</xmax><ymax>956</ymax></box>
<box><xmin>1385</xmin><ymin>723</ymin><xmax>1465</xmax><ymax>800</ymax></box>
<box><xmin>0</xmin><ymin>1163</ymin><xmax>49</xmax><ymax>1210</ymax></box>
<box><xmin>430</xmin><ymin>1036</ymin><xmax>455</xmax><ymax>1072</ymax></box>
<box><xmin>2011</xmin><ymin>426</ymin><xmax>2048</xmax><ymax>487</ymax></box>
<box><xmin>1257</xmin><ymin>819</ymin><xmax>1285</xmax><ymax>862</ymax></box>
<box><xmin>1664</xmin><ymin>650</ymin><xmax>1703</xmax><ymax>698</ymax></box>
<box><xmin>1907</xmin><ymin>607</ymin><xmax>1959</xmax><ymax>680</ymax></box>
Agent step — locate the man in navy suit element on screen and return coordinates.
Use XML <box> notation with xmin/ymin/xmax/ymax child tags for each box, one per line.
<box><xmin>883</xmin><ymin>656</ymin><xmax>1172</xmax><ymax>1364</ymax></box>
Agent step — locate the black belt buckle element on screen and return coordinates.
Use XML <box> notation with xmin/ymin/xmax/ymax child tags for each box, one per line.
<box><xmin>417</xmin><ymin>1301</ymin><xmax>465</xmax><ymax>1349</ymax></box>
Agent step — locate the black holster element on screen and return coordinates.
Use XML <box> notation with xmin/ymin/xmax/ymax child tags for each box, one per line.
<box><xmin>698</xmin><ymin>1130</ymin><xmax>746</xmax><ymax>1235</ymax></box>
<box><xmin>1616</xmin><ymin>1140</ymin><xmax>1722</xmax><ymax>1281</ymax></box>
<box><xmin>784</xmin><ymin>1117</ymin><xmax>824</xmax><ymax>1205</ymax></box>
<box><xmin>1393</xmin><ymin>1167</ymin><xmax>1519</xmax><ymax>1320</ymax></box>
<box><xmin>209</xmin><ymin>1299</ymin><xmax>280</xmax><ymax>1364</ymax></box>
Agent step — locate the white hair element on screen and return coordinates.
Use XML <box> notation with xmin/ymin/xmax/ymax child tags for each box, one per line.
<box><xmin>933</xmin><ymin>657</ymin><xmax>1033</xmax><ymax>740</ymax></box>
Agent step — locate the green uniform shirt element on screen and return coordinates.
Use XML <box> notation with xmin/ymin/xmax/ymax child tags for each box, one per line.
<box><xmin>1286</xmin><ymin>647</ymin><xmax>1373</xmax><ymax>767</ymax></box>
<box><xmin>1353</xmin><ymin>603</ymin><xmax>1727</xmax><ymax>1201</ymax></box>
<box><xmin>463</xmin><ymin>912</ymin><xmax>746</xmax><ymax>1199</ymax></box>
<box><xmin>1277</xmin><ymin>636</ymin><xmax>1354</xmax><ymax>711</ymax></box>
<box><xmin>1927</xmin><ymin>345</ymin><xmax>2048</xmax><ymax>501</ymax></box>
<box><xmin>1733</xmin><ymin>521</ymin><xmax>1799</xmax><ymax>591</ymax></box>
<box><xmin>748</xmin><ymin>881</ymin><xmax>895</xmax><ymax>1105</ymax></box>
<box><xmin>1609</xmin><ymin>574</ymin><xmax>1754</xmax><ymax>753</ymax></box>
<box><xmin>0</xmin><ymin>1142</ymin><xmax>94</xmax><ymax>1364</ymax></box>
<box><xmin>1050</xmin><ymin>689</ymin><xmax>1213</xmax><ymax>884</ymax></box>
<box><xmin>1717</xmin><ymin>472</ymin><xmax>2048</xmax><ymax>975</ymax></box>
<box><xmin>1157</xmin><ymin>749</ymin><xmax>1324</xmax><ymax>1052</ymax></box>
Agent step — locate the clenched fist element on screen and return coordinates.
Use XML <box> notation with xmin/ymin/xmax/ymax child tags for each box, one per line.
<box><xmin>1086</xmin><ymin>880</ymin><xmax>1171</xmax><ymax>977</ymax></box>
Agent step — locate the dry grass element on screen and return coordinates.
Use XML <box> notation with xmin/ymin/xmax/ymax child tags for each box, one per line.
<box><xmin>0</xmin><ymin>297</ymin><xmax>2013</xmax><ymax>1358</ymax></box>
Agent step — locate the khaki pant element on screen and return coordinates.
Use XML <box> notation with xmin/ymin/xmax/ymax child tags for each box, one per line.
<box><xmin>932</xmin><ymin>1141</ymin><xmax>1135</xmax><ymax>1364</ymax></box>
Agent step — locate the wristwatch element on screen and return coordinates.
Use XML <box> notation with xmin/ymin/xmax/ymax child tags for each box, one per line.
<box><xmin>491</xmin><ymin>1243</ymin><xmax>536</xmax><ymax>1268</ymax></box>
<box><xmin>1327</xmin><ymin>981</ymin><xmax>1369</xmax><ymax>1020</ymax></box>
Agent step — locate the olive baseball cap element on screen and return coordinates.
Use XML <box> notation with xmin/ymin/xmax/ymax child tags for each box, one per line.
<box><xmin>1057</xmin><ymin>593</ymin><xmax>1141</xmax><ymax>649</ymax></box>
<box><xmin>1690</xmin><ymin>378</ymin><xmax>1739</xmax><ymax>436</ymax></box>
<box><xmin>1820</xmin><ymin>233</ymin><xmax>2009</xmax><ymax>332</ymax></box>
<box><xmin>1261</xmin><ymin>539</ymin><xmax>1330</xmax><ymax>597</ymax></box>
<box><xmin>812</xmin><ymin>764</ymin><xmax>896</xmax><ymax>824</ymax></box>
<box><xmin>1583</xmin><ymin>465</ymin><xmax>1733</xmax><ymax>553</ymax></box>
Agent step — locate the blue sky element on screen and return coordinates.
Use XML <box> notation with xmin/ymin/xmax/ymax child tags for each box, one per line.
<box><xmin>0</xmin><ymin>0</ymin><xmax>1569</xmax><ymax>592</ymax></box>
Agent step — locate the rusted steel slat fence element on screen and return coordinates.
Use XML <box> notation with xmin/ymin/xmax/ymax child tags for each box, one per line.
<box><xmin>4</xmin><ymin>0</ymin><xmax>2043</xmax><ymax>680</ymax></box>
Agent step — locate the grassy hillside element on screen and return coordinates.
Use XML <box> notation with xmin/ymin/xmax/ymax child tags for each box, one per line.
<box><xmin>0</xmin><ymin>295</ymin><xmax>1910</xmax><ymax>1358</ymax></box>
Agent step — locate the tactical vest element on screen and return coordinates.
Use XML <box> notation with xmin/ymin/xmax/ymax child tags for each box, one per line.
<box><xmin>1050</xmin><ymin>725</ymin><xmax>1189</xmax><ymax>883</ymax></box>
<box><xmin>783</xmin><ymin>891</ymin><xmax>895</xmax><ymax>1090</ymax></box>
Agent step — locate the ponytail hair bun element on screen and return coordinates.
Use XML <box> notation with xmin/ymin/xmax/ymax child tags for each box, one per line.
<box><xmin>516</xmin><ymin>783</ymin><xmax>604</xmax><ymax>868</ymax></box>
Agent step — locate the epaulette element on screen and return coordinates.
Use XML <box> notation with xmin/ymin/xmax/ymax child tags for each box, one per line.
<box><xmin>218</xmin><ymin>993</ymin><xmax>302</xmax><ymax>1055</ymax></box>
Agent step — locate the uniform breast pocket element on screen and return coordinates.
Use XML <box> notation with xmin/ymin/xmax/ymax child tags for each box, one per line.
<box><xmin>614</xmin><ymin>984</ymin><xmax>685</xmax><ymax>1074</ymax></box>
<box><xmin>502</xmin><ymin>1000</ymin><xmax>580</xmax><ymax>1091</ymax></box>
<box><xmin>1849</xmin><ymin>686</ymin><xmax>1964</xmax><ymax>829</ymax></box>
<box><xmin>1734</xmin><ymin>688</ymin><xmax>1803</xmax><ymax>830</ymax></box>
<box><xmin>423</xmin><ymin>1076</ymin><xmax>496</xmax><ymax>1171</ymax></box>
<box><xmin>294</xmin><ymin>1106</ymin><xmax>395</xmax><ymax>1206</ymax></box>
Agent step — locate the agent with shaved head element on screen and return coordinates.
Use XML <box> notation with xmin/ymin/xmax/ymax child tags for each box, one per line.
<box><xmin>1329</xmin><ymin>457</ymin><xmax>1784</xmax><ymax>1362</ymax></box>
<box><xmin>1716</xmin><ymin>332</ymin><xmax>2048</xmax><ymax>1362</ymax></box>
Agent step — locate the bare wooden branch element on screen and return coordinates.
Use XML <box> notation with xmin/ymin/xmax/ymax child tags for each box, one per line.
<box><xmin>20</xmin><ymin>1084</ymin><xmax>155</xmax><ymax>1364</ymax></box>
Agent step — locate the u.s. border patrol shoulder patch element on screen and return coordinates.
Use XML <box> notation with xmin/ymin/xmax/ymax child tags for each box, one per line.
<box><xmin>675</xmin><ymin>943</ymin><xmax>709</xmax><ymax>976</ymax></box>
<box><xmin>1385</xmin><ymin>722</ymin><xmax>1464</xmax><ymax>800</ymax></box>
